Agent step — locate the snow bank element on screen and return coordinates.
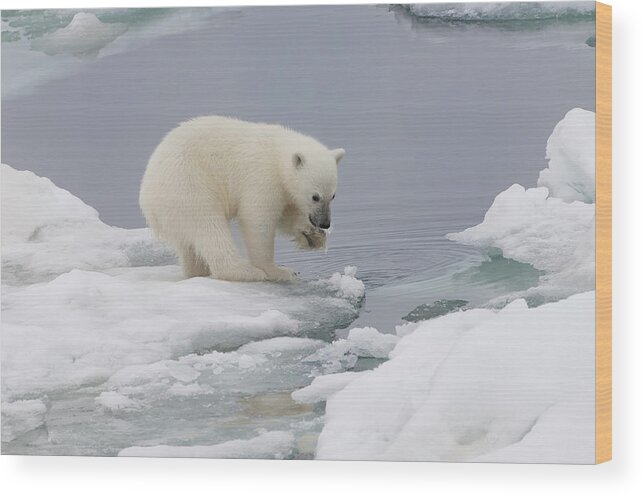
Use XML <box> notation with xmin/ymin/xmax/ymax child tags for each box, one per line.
<box><xmin>119</xmin><ymin>430</ymin><xmax>295</xmax><ymax>459</ymax></box>
<box><xmin>314</xmin><ymin>292</ymin><xmax>595</xmax><ymax>463</ymax></box>
<box><xmin>447</xmin><ymin>108</ymin><xmax>595</xmax><ymax>301</ymax></box>
<box><xmin>1</xmin><ymin>165</ymin><xmax>365</xmax><ymax>440</ymax></box>
<box><xmin>1</xmin><ymin>164</ymin><xmax>174</xmax><ymax>285</ymax></box>
<box><xmin>343</xmin><ymin>327</ymin><xmax>399</xmax><ymax>358</ymax></box>
<box><xmin>448</xmin><ymin>184</ymin><xmax>595</xmax><ymax>298</ymax></box>
<box><xmin>404</xmin><ymin>2</ymin><xmax>595</xmax><ymax>22</ymax></box>
<box><xmin>538</xmin><ymin>108</ymin><xmax>596</xmax><ymax>203</ymax></box>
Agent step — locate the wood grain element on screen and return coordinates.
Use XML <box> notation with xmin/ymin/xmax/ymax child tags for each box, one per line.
<box><xmin>596</xmin><ymin>1</ymin><xmax>612</xmax><ymax>465</ymax></box>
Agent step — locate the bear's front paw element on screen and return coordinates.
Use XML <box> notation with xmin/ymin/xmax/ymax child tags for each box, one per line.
<box><xmin>294</xmin><ymin>227</ymin><xmax>327</xmax><ymax>251</ymax></box>
<box><xmin>263</xmin><ymin>265</ymin><xmax>298</xmax><ymax>282</ymax></box>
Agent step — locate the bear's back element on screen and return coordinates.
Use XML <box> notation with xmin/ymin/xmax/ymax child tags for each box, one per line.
<box><xmin>175</xmin><ymin>115</ymin><xmax>326</xmax><ymax>156</ymax></box>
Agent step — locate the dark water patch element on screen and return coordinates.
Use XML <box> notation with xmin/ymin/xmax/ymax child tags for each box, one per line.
<box><xmin>403</xmin><ymin>298</ymin><xmax>468</xmax><ymax>322</ymax></box>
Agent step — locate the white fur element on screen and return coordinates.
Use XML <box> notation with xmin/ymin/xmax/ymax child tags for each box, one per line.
<box><xmin>139</xmin><ymin>116</ymin><xmax>344</xmax><ymax>282</ymax></box>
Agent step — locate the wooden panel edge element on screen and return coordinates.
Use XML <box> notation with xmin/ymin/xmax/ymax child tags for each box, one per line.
<box><xmin>595</xmin><ymin>1</ymin><xmax>612</xmax><ymax>465</ymax></box>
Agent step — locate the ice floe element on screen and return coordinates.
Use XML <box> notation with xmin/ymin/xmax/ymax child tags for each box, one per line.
<box><xmin>1</xmin><ymin>164</ymin><xmax>174</xmax><ymax>285</ymax></box>
<box><xmin>1</xmin><ymin>164</ymin><xmax>365</xmax><ymax>446</ymax></box>
<box><xmin>313</xmin><ymin>292</ymin><xmax>595</xmax><ymax>463</ymax></box>
<box><xmin>447</xmin><ymin>108</ymin><xmax>596</xmax><ymax>302</ymax></box>
<box><xmin>538</xmin><ymin>108</ymin><xmax>596</xmax><ymax>203</ymax></box>
<box><xmin>301</xmin><ymin>326</ymin><xmax>399</xmax><ymax>374</ymax></box>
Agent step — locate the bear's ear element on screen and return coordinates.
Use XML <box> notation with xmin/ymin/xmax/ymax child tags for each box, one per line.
<box><xmin>292</xmin><ymin>152</ymin><xmax>305</xmax><ymax>169</ymax></box>
<box><xmin>332</xmin><ymin>148</ymin><xmax>345</xmax><ymax>165</ymax></box>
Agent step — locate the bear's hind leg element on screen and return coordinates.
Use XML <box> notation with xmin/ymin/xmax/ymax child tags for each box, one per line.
<box><xmin>192</xmin><ymin>217</ymin><xmax>267</xmax><ymax>282</ymax></box>
<box><xmin>178</xmin><ymin>244</ymin><xmax>210</xmax><ymax>278</ymax></box>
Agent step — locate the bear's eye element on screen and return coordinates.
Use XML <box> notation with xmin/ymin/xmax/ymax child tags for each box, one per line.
<box><xmin>331</xmin><ymin>193</ymin><xmax>336</xmax><ymax>200</ymax></box>
<box><xmin>312</xmin><ymin>194</ymin><xmax>320</xmax><ymax>202</ymax></box>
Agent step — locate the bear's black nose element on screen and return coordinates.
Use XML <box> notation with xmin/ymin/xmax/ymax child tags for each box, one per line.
<box><xmin>310</xmin><ymin>214</ymin><xmax>330</xmax><ymax>230</ymax></box>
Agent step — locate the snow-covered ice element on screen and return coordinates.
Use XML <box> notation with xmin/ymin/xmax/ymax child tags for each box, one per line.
<box><xmin>448</xmin><ymin>184</ymin><xmax>595</xmax><ymax>300</ymax></box>
<box><xmin>447</xmin><ymin>108</ymin><xmax>596</xmax><ymax>302</ymax></box>
<box><xmin>292</xmin><ymin>371</ymin><xmax>368</xmax><ymax>405</ymax></box>
<box><xmin>1</xmin><ymin>164</ymin><xmax>174</xmax><ymax>285</ymax></box>
<box><xmin>313</xmin><ymin>292</ymin><xmax>595</xmax><ymax>463</ymax></box>
<box><xmin>538</xmin><ymin>108</ymin><xmax>596</xmax><ymax>203</ymax></box>
<box><xmin>343</xmin><ymin>327</ymin><xmax>399</xmax><ymax>358</ymax></box>
<box><xmin>1</xmin><ymin>164</ymin><xmax>364</xmax><ymax>400</ymax></box>
<box><xmin>1</xmin><ymin>164</ymin><xmax>365</xmax><ymax>453</ymax></box>
<box><xmin>300</xmin><ymin>326</ymin><xmax>399</xmax><ymax>374</ymax></box>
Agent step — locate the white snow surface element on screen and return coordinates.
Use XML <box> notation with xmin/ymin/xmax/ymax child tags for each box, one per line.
<box><xmin>538</xmin><ymin>108</ymin><xmax>596</xmax><ymax>203</ymax></box>
<box><xmin>292</xmin><ymin>371</ymin><xmax>368</xmax><ymax>404</ymax></box>
<box><xmin>314</xmin><ymin>292</ymin><xmax>595</xmax><ymax>463</ymax></box>
<box><xmin>345</xmin><ymin>326</ymin><xmax>400</xmax><ymax>358</ymax></box>
<box><xmin>1</xmin><ymin>164</ymin><xmax>365</xmax><ymax>445</ymax></box>
<box><xmin>1</xmin><ymin>164</ymin><xmax>174</xmax><ymax>285</ymax></box>
<box><xmin>301</xmin><ymin>326</ymin><xmax>399</xmax><ymax>374</ymax></box>
<box><xmin>448</xmin><ymin>184</ymin><xmax>595</xmax><ymax>299</ymax></box>
<box><xmin>323</xmin><ymin>266</ymin><xmax>365</xmax><ymax>300</ymax></box>
<box><xmin>447</xmin><ymin>108</ymin><xmax>596</xmax><ymax>301</ymax></box>
<box><xmin>119</xmin><ymin>430</ymin><xmax>295</xmax><ymax>459</ymax></box>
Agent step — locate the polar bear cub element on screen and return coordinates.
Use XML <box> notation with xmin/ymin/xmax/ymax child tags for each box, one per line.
<box><xmin>139</xmin><ymin>116</ymin><xmax>345</xmax><ymax>282</ymax></box>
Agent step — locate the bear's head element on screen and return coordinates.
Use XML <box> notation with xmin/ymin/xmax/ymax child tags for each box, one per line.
<box><xmin>283</xmin><ymin>146</ymin><xmax>345</xmax><ymax>250</ymax></box>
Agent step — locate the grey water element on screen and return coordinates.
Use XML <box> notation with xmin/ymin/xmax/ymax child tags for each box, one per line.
<box><xmin>2</xmin><ymin>5</ymin><xmax>596</xmax><ymax>331</ymax></box>
<box><xmin>1</xmin><ymin>6</ymin><xmax>595</xmax><ymax>271</ymax></box>
<box><xmin>1</xmin><ymin>5</ymin><xmax>595</xmax><ymax>455</ymax></box>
